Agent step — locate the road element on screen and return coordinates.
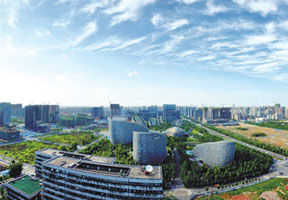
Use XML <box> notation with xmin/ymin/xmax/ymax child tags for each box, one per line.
<box><xmin>165</xmin><ymin>119</ymin><xmax>288</xmax><ymax>199</ymax></box>
<box><xmin>194</xmin><ymin>121</ymin><xmax>286</xmax><ymax>160</ymax></box>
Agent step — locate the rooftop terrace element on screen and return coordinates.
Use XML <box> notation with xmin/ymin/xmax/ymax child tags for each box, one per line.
<box><xmin>37</xmin><ymin>148</ymin><xmax>115</xmax><ymax>164</ymax></box>
<box><xmin>45</xmin><ymin>156</ymin><xmax>162</xmax><ymax>180</ymax></box>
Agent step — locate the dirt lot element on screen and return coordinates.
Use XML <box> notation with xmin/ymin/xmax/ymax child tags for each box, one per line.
<box><xmin>216</xmin><ymin>123</ymin><xmax>288</xmax><ymax>148</ymax></box>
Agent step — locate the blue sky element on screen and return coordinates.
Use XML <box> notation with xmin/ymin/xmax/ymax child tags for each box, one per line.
<box><xmin>1</xmin><ymin>0</ymin><xmax>288</xmax><ymax>106</ymax></box>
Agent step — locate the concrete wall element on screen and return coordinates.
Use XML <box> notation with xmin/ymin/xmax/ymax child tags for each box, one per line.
<box><xmin>192</xmin><ymin>141</ymin><xmax>235</xmax><ymax>167</ymax></box>
<box><xmin>133</xmin><ymin>132</ymin><xmax>167</xmax><ymax>165</ymax></box>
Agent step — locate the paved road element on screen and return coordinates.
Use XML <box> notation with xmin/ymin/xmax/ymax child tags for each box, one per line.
<box><xmin>165</xmin><ymin>118</ymin><xmax>288</xmax><ymax>199</ymax></box>
<box><xmin>192</xmin><ymin>121</ymin><xmax>286</xmax><ymax>160</ymax></box>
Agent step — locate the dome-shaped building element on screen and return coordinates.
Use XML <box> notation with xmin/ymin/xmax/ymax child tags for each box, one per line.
<box><xmin>165</xmin><ymin>127</ymin><xmax>186</xmax><ymax>137</ymax></box>
<box><xmin>109</xmin><ymin>120</ymin><xmax>149</xmax><ymax>145</ymax></box>
<box><xmin>192</xmin><ymin>140</ymin><xmax>235</xmax><ymax>167</ymax></box>
<box><xmin>133</xmin><ymin>131</ymin><xmax>167</xmax><ymax>165</ymax></box>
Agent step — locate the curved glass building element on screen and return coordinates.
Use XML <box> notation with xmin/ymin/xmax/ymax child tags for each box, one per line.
<box><xmin>109</xmin><ymin>120</ymin><xmax>149</xmax><ymax>144</ymax></box>
<box><xmin>133</xmin><ymin>132</ymin><xmax>167</xmax><ymax>165</ymax></box>
<box><xmin>192</xmin><ymin>140</ymin><xmax>235</xmax><ymax>167</ymax></box>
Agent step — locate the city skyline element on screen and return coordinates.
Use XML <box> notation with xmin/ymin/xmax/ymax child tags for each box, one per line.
<box><xmin>1</xmin><ymin>0</ymin><xmax>288</xmax><ymax>106</ymax></box>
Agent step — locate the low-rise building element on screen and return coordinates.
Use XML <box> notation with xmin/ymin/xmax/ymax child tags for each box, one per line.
<box><xmin>0</xmin><ymin>127</ymin><xmax>20</xmax><ymax>142</ymax></box>
<box><xmin>3</xmin><ymin>175</ymin><xmax>42</xmax><ymax>200</ymax></box>
<box><xmin>36</xmin><ymin>149</ymin><xmax>163</xmax><ymax>200</ymax></box>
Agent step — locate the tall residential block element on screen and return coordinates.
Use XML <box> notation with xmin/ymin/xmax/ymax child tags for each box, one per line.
<box><xmin>0</xmin><ymin>102</ymin><xmax>11</xmax><ymax>127</ymax></box>
<box><xmin>91</xmin><ymin>106</ymin><xmax>104</xmax><ymax>119</ymax></box>
<box><xmin>110</xmin><ymin>104</ymin><xmax>120</xmax><ymax>116</ymax></box>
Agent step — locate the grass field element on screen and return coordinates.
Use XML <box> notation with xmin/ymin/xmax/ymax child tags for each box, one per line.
<box><xmin>40</xmin><ymin>132</ymin><xmax>101</xmax><ymax>145</ymax></box>
<box><xmin>199</xmin><ymin>178</ymin><xmax>288</xmax><ymax>200</ymax></box>
<box><xmin>217</xmin><ymin>123</ymin><xmax>288</xmax><ymax>149</ymax></box>
<box><xmin>0</xmin><ymin>141</ymin><xmax>60</xmax><ymax>164</ymax></box>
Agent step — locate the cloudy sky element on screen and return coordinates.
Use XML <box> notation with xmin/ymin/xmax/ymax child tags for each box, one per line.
<box><xmin>1</xmin><ymin>0</ymin><xmax>288</xmax><ymax>107</ymax></box>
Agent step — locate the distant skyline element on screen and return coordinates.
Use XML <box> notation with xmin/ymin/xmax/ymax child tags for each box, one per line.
<box><xmin>1</xmin><ymin>0</ymin><xmax>288</xmax><ymax>106</ymax></box>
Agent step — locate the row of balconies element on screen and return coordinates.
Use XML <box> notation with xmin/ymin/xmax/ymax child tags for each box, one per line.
<box><xmin>43</xmin><ymin>178</ymin><xmax>163</xmax><ymax>199</ymax></box>
<box><xmin>41</xmin><ymin>170</ymin><xmax>162</xmax><ymax>193</ymax></box>
<box><xmin>41</xmin><ymin>167</ymin><xmax>162</xmax><ymax>189</ymax></box>
<box><xmin>44</xmin><ymin>177</ymin><xmax>163</xmax><ymax>198</ymax></box>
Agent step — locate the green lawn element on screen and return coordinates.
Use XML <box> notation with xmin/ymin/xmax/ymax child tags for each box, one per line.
<box><xmin>40</xmin><ymin>132</ymin><xmax>101</xmax><ymax>145</ymax></box>
<box><xmin>0</xmin><ymin>141</ymin><xmax>60</xmax><ymax>164</ymax></box>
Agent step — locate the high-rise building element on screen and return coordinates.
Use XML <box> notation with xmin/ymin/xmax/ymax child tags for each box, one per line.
<box><xmin>163</xmin><ymin>104</ymin><xmax>176</xmax><ymax>111</ymax></box>
<box><xmin>25</xmin><ymin>106</ymin><xmax>37</xmax><ymax>130</ymax></box>
<box><xmin>110</xmin><ymin>104</ymin><xmax>120</xmax><ymax>116</ymax></box>
<box><xmin>25</xmin><ymin>105</ymin><xmax>59</xmax><ymax>131</ymax></box>
<box><xmin>91</xmin><ymin>106</ymin><xmax>104</xmax><ymax>119</ymax></box>
<box><xmin>0</xmin><ymin>102</ymin><xmax>11</xmax><ymax>127</ymax></box>
<box><xmin>163</xmin><ymin>104</ymin><xmax>180</xmax><ymax>123</ymax></box>
<box><xmin>11</xmin><ymin>104</ymin><xmax>23</xmax><ymax>118</ymax></box>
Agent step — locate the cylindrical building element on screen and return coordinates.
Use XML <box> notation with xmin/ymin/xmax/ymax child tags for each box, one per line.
<box><xmin>133</xmin><ymin>132</ymin><xmax>167</xmax><ymax>165</ymax></box>
<box><xmin>109</xmin><ymin>120</ymin><xmax>149</xmax><ymax>144</ymax></box>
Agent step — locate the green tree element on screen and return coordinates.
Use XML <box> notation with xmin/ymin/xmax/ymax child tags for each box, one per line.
<box><xmin>9</xmin><ymin>162</ymin><xmax>23</xmax><ymax>177</ymax></box>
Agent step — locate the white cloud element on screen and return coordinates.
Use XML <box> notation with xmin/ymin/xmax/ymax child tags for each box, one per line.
<box><xmin>81</xmin><ymin>0</ymin><xmax>112</xmax><ymax>14</ymax></box>
<box><xmin>111</xmin><ymin>36</ymin><xmax>147</xmax><ymax>51</ymax></box>
<box><xmin>162</xmin><ymin>35</ymin><xmax>185</xmax><ymax>53</ymax></box>
<box><xmin>71</xmin><ymin>21</ymin><xmax>97</xmax><ymax>47</ymax></box>
<box><xmin>176</xmin><ymin>0</ymin><xmax>202</xmax><ymax>4</ymax></box>
<box><xmin>151</xmin><ymin>13</ymin><xmax>163</xmax><ymax>26</ymax></box>
<box><xmin>164</xmin><ymin>18</ymin><xmax>189</xmax><ymax>31</ymax></box>
<box><xmin>35</xmin><ymin>29</ymin><xmax>51</xmax><ymax>37</ymax></box>
<box><xmin>233</xmin><ymin>0</ymin><xmax>279</xmax><ymax>16</ymax></box>
<box><xmin>245</xmin><ymin>34</ymin><xmax>276</xmax><ymax>45</ymax></box>
<box><xmin>198</xmin><ymin>55</ymin><xmax>216</xmax><ymax>61</ymax></box>
<box><xmin>265</xmin><ymin>22</ymin><xmax>275</xmax><ymax>33</ymax></box>
<box><xmin>53</xmin><ymin>20</ymin><xmax>70</xmax><ymax>28</ymax></box>
<box><xmin>179</xmin><ymin>50</ymin><xmax>197</xmax><ymax>58</ymax></box>
<box><xmin>127</xmin><ymin>70</ymin><xmax>138</xmax><ymax>77</ymax></box>
<box><xmin>82</xmin><ymin>38</ymin><xmax>120</xmax><ymax>51</ymax></box>
<box><xmin>81</xmin><ymin>36</ymin><xmax>146</xmax><ymax>52</ymax></box>
<box><xmin>252</xmin><ymin>62</ymin><xmax>280</xmax><ymax>73</ymax></box>
<box><xmin>104</xmin><ymin>0</ymin><xmax>157</xmax><ymax>26</ymax></box>
<box><xmin>272</xmin><ymin>73</ymin><xmax>288</xmax><ymax>81</ymax></box>
<box><xmin>204</xmin><ymin>0</ymin><xmax>229</xmax><ymax>15</ymax></box>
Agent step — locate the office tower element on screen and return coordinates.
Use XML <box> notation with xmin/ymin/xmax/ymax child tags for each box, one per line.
<box><xmin>148</xmin><ymin>105</ymin><xmax>158</xmax><ymax>113</ymax></box>
<box><xmin>25</xmin><ymin>106</ymin><xmax>37</xmax><ymax>130</ymax></box>
<box><xmin>91</xmin><ymin>106</ymin><xmax>104</xmax><ymax>119</ymax></box>
<box><xmin>41</xmin><ymin>105</ymin><xmax>59</xmax><ymax>123</ymax></box>
<box><xmin>163</xmin><ymin>104</ymin><xmax>176</xmax><ymax>111</ymax></box>
<box><xmin>11</xmin><ymin>104</ymin><xmax>23</xmax><ymax>118</ymax></box>
<box><xmin>163</xmin><ymin>104</ymin><xmax>180</xmax><ymax>123</ymax></box>
<box><xmin>25</xmin><ymin>105</ymin><xmax>59</xmax><ymax>131</ymax></box>
<box><xmin>110</xmin><ymin>104</ymin><xmax>120</xmax><ymax>116</ymax></box>
<box><xmin>50</xmin><ymin>105</ymin><xmax>59</xmax><ymax>123</ymax></box>
<box><xmin>285</xmin><ymin>107</ymin><xmax>288</xmax><ymax>119</ymax></box>
<box><xmin>0</xmin><ymin>103</ymin><xmax>11</xmax><ymax>127</ymax></box>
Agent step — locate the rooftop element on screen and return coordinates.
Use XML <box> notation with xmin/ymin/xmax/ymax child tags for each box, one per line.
<box><xmin>45</xmin><ymin>156</ymin><xmax>162</xmax><ymax>180</ymax></box>
<box><xmin>37</xmin><ymin>149</ymin><xmax>115</xmax><ymax>164</ymax></box>
<box><xmin>8</xmin><ymin>176</ymin><xmax>41</xmax><ymax>196</ymax></box>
